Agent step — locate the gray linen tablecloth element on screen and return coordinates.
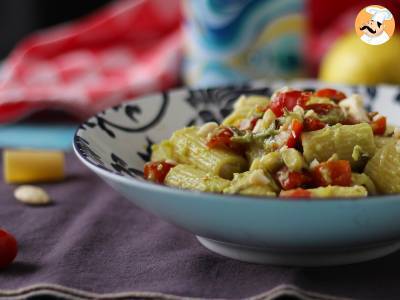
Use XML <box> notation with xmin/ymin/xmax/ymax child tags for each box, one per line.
<box><xmin>0</xmin><ymin>151</ymin><xmax>399</xmax><ymax>300</ymax></box>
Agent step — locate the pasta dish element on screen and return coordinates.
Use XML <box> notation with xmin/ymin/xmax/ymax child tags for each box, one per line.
<box><xmin>143</xmin><ymin>88</ymin><xmax>400</xmax><ymax>198</ymax></box>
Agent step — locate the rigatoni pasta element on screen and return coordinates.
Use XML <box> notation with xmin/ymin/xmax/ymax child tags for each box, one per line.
<box><xmin>165</xmin><ymin>164</ymin><xmax>230</xmax><ymax>193</ymax></box>
<box><xmin>144</xmin><ymin>87</ymin><xmax>400</xmax><ymax>198</ymax></box>
<box><xmin>365</xmin><ymin>141</ymin><xmax>400</xmax><ymax>194</ymax></box>
<box><xmin>223</xmin><ymin>170</ymin><xmax>278</xmax><ymax>196</ymax></box>
<box><xmin>170</xmin><ymin>127</ymin><xmax>247</xmax><ymax>179</ymax></box>
<box><xmin>222</xmin><ymin>95</ymin><xmax>270</xmax><ymax>127</ymax></box>
<box><xmin>302</xmin><ymin>123</ymin><xmax>376</xmax><ymax>169</ymax></box>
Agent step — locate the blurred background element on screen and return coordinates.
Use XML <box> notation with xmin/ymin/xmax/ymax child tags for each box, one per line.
<box><xmin>0</xmin><ymin>0</ymin><xmax>399</xmax><ymax>149</ymax></box>
<box><xmin>0</xmin><ymin>1</ymin><xmax>111</xmax><ymax>59</ymax></box>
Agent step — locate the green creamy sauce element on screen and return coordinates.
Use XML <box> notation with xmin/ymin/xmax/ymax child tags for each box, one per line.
<box><xmin>231</xmin><ymin>128</ymin><xmax>278</xmax><ymax>144</ymax></box>
<box><xmin>317</xmin><ymin>108</ymin><xmax>345</xmax><ymax>124</ymax></box>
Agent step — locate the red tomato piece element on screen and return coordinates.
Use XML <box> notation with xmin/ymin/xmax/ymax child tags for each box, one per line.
<box><xmin>286</xmin><ymin>119</ymin><xmax>303</xmax><ymax>148</ymax></box>
<box><xmin>0</xmin><ymin>229</ymin><xmax>18</xmax><ymax>269</ymax></box>
<box><xmin>207</xmin><ymin>127</ymin><xmax>234</xmax><ymax>149</ymax></box>
<box><xmin>239</xmin><ymin>117</ymin><xmax>259</xmax><ymax>131</ymax></box>
<box><xmin>311</xmin><ymin>160</ymin><xmax>352</xmax><ymax>187</ymax></box>
<box><xmin>144</xmin><ymin>161</ymin><xmax>175</xmax><ymax>184</ymax></box>
<box><xmin>281</xmin><ymin>188</ymin><xmax>312</xmax><ymax>198</ymax></box>
<box><xmin>249</xmin><ymin>117</ymin><xmax>260</xmax><ymax>130</ymax></box>
<box><xmin>275</xmin><ymin>166</ymin><xmax>311</xmax><ymax>190</ymax></box>
<box><xmin>268</xmin><ymin>90</ymin><xmax>310</xmax><ymax>117</ymax></box>
<box><xmin>315</xmin><ymin>88</ymin><xmax>347</xmax><ymax>102</ymax></box>
<box><xmin>341</xmin><ymin>117</ymin><xmax>357</xmax><ymax>125</ymax></box>
<box><xmin>305</xmin><ymin>103</ymin><xmax>336</xmax><ymax>115</ymax></box>
<box><xmin>303</xmin><ymin>117</ymin><xmax>326</xmax><ymax>131</ymax></box>
<box><xmin>370</xmin><ymin>116</ymin><xmax>386</xmax><ymax>135</ymax></box>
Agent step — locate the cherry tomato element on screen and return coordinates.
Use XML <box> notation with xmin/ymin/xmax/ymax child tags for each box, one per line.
<box><xmin>268</xmin><ymin>90</ymin><xmax>310</xmax><ymax>117</ymax></box>
<box><xmin>286</xmin><ymin>119</ymin><xmax>303</xmax><ymax>148</ymax></box>
<box><xmin>315</xmin><ymin>88</ymin><xmax>347</xmax><ymax>102</ymax></box>
<box><xmin>303</xmin><ymin>117</ymin><xmax>326</xmax><ymax>131</ymax></box>
<box><xmin>275</xmin><ymin>166</ymin><xmax>311</xmax><ymax>190</ymax></box>
<box><xmin>207</xmin><ymin>127</ymin><xmax>234</xmax><ymax>148</ymax></box>
<box><xmin>0</xmin><ymin>229</ymin><xmax>18</xmax><ymax>269</ymax></box>
<box><xmin>281</xmin><ymin>188</ymin><xmax>312</xmax><ymax>198</ymax></box>
<box><xmin>144</xmin><ymin>161</ymin><xmax>175</xmax><ymax>184</ymax></box>
<box><xmin>370</xmin><ymin>116</ymin><xmax>386</xmax><ymax>135</ymax></box>
<box><xmin>305</xmin><ymin>103</ymin><xmax>335</xmax><ymax>115</ymax></box>
<box><xmin>311</xmin><ymin>160</ymin><xmax>352</xmax><ymax>187</ymax></box>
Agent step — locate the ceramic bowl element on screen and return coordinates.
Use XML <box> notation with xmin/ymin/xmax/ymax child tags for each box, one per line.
<box><xmin>73</xmin><ymin>80</ymin><xmax>400</xmax><ymax>266</ymax></box>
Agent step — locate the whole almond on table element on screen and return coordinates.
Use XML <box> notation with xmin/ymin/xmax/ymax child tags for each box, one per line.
<box><xmin>14</xmin><ymin>185</ymin><xmax>51</xmax><ymax>206</ymax></box>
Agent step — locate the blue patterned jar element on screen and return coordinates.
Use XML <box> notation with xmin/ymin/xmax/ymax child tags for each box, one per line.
<box><xmin>183</xmin><ymin>0</ymin><xmax>306</xmax><ymax>87</ymax></box>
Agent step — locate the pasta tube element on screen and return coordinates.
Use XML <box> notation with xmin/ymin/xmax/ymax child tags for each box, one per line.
<box><xmin>374</xmin><ymin>136</ymin><xmax>396</xmax><ymax>149</ymax></box>
<box><xmin>151</xmin><ymin>140</ymin><xmax>176</xmax><ymax>162</ymax></box>
<box><xmin>245</xmin><ymin>142</ymin><xmax>265</xmax><ymax>164</ymax></box>
<box><xmin>222</xmin><ymin>95</ymin><xmax>269</xmax><ymax>127</ymax></box>
<box><xmin>165</xmin><ymin>164</ymin><xmax>230</xmax><ymax>193</ymax></box>
<box><xmin>365</xmin><ymin>141</ymin><xmax>400</xmax><ymax>194</ymax></box>
<box><xmin>250</xmin><ymin>152</ymin><xmax>283</xmax><ymax>173</ymax></box>
<box><xmin>302</xmin><ymin>123</ymin><xmax>376</xmax><ymax>168</ymax></box>
<box><xmin>170</xmin><ymin>127</ymin><xmax>248</xmax><ymax>179</ymax></box>
<box><xmin>351</xmin><ymin>173</ymin><xmax>377</xmax><ymax>195</ymax></box>
<box><xmin>281</xmin><ymin>185</ymin><xmax>368</xmax><ymax>198</ymax></box>
<box><xmin>224</xmin><ymin>170</ymin><xmax>278</xmax><ymax>196</ymax></box>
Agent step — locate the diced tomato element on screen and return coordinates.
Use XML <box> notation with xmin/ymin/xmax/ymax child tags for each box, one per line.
<box><xmin>303</xmin><ymin>117</ymin><xmax>326</xmax><ymax>131</ymax></box>
<box><xmin>275</xmin><ymin>166</ymin><xmax>311</xmax><ymax>190</ymax></box>
<box><xmin>249</xmin><ymin>117</ymin><xmax>259</xmax><ymax>130</ymax></box>
<box><xmin>268</xmin><ymin>90</ymin><xmax>310</xmax><ymax>117</ymax></box>
<box><xmin>207</xmin><ymin>127</ymin><xmax>234</xmax><ymax>149</ymax></box>
<box><xmin>370</xmin><ymin>116</ymin><xmax>386</xmax><ymax>135</ymax></box>
<box><xmin>281</xmin><ymin>188</ymin><xmax>312</xmax><ymax>198</ymax></box>
<box><xmin>286</xmin><ymin>119</ymin><xmax>303</xmax><ymax>148</ymax></box>
<box><xmin>305</xmin><ymin>103</ymin><xmax>336</xmax><ymax>115</ymax></box>
<box><xmin>341</xmin><ymin>117</ymin><xmax>357</xmax><ymax>125</ymax></box>
<box><xmin>144</xmin><ymin>161</ymin><xmax>175</xmax><ymax>184</ymax></box>
<box><xmin>315</xmin><ymin>88</ymin><xmax>347</xmax><ymax>102</ymax></box>
<box><xmin>311</xmin><ymin>160</ymin><xmax>352</xmax><ymax>187</ymax></box>
<box><xmin>239</xmin><ymin>117</ymin><xmax>259</xmax><ymax>131</ymax></box>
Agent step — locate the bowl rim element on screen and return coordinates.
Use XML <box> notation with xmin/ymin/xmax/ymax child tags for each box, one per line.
<box><xmin>72</xmin><ymin>88</ymin><xmax>400</xmax><ymax>204</ymax></box>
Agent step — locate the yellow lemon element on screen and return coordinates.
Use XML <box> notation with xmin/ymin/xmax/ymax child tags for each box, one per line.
<box><xmin>319</xmin><ymin>33</ymin><xmax>400</xmax><ymax>84</ymax></box>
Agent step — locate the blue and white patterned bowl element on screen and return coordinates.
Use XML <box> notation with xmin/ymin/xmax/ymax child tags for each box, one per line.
<box><xmin>73</xmin><ymin>80</ymin><xmax>400</xmax><ymax>266</ymax></box>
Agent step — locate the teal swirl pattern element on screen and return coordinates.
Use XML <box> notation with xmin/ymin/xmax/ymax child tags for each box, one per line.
<box><xmin>183</xmin><ymin>0</ymin><xmax>305</xmax><ymax>87</ymax></box>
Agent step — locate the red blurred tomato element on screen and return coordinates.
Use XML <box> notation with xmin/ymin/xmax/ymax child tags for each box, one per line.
<box><xmin>268</xmin><ymin>90</ymin><xmax>310</xmax><ymax>117</ymax></box>
<box><xmin>312</xmin><ymin>160</ymin><xmax>352</xmax><ymax>187</ymax></box>
<box><xmin>315</xmin><ymin>88</ymin><xmax>346</xmax><ymax>102</ymax></box>
<box><xmin>207</xmin><ymin>127</ymin><xmax>234</xmax><ymax>149</ymax></box>
<box><xmin>303</xmin><ymin>117</ymin><xmax>326</xmax><ymax>131</ymax></box>
<box><xmin>281</xmin><ymin>188</ymin><xmax>312</xmax><ymax>198</ymax></box>
<box><xmin>286</xmin><ymin>119</ymin><xmax>303</xmax><ymax>148</ymax></box>
<box><xmin>305</xmin><ymin>103</ymin><xmax>335</xmax><ymax>115</ymax></box>
<box><xmin>0</xmin><ymin>229</ymin><xmax>17</xmax><ymax>269</ymax></box>
<box><xmin>239</xmin><ymin>117</ymin><xmax>259</xmax><ymax>131</ymax></box>
<box><xmin>370</xmin><ymin>116</ymin><xmax>386</xmax><ymax>135</ymax></box>
<box><xmin>275</xmin><ymin>166</ymin><xmax>311</xmax><ymax>190</ymax></box>
<box><xmin>144</xmin><ymin>161</ymin><xmax>175</xmax><ymax>184</ymax></box>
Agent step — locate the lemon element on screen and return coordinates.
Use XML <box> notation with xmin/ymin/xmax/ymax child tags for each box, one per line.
<box><xmin>319</xmin><ymin>33</ymin><xmax>400</xmax><ymax>84</ymax></box>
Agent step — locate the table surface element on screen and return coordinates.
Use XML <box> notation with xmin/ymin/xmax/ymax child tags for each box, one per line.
<box><xmin>1</xmin><ymin>151</ymin><xmax>400</xmax><ymax>300</ymax></box>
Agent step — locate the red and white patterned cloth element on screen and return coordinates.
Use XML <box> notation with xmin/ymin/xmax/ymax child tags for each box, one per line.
<box><xmin>0</xmin><ymin>0</ymin><xmax>183</xmax><ymax>123</ymax></box>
